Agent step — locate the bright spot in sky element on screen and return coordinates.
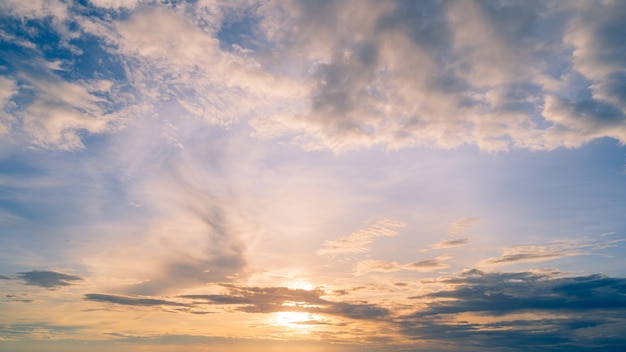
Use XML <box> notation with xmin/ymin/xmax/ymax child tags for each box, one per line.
<box><xmin>283</xmin><ymin>279</ymin><xmax>315</xmax><ymax>291</ymax></box>
<box><xmin>272</xmin><ymin>312</ymin><xmax>318</xmax><ymax>328</ymax></box>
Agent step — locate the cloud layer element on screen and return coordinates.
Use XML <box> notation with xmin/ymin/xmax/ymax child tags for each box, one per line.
<box><xmin>1</xmin><ymin>1</ymin><xmax>626</xmax><ymax>152</ymax></box>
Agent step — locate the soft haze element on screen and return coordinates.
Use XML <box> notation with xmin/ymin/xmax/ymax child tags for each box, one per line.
<box><xmin>1</xmin><ymin>1</ymin><xmax>626</xmax><ymax>351</ymax></box>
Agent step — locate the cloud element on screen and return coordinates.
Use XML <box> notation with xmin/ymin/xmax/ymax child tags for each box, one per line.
<box><xmin>431</xmin><ymin>238</ymin><xmax>470</xmax><ymax>249</ymax></box>
<box><xmin>481</xmin><ymin>237</ymin><xmax>622</xmax><ymax>266</ymax></box>
<box><xmin>251</xmin><ymin>1</ymin><xmax>626</xmax><ymax>152</ymax></box>
<box><xmin>84</xmin><ymin>293</ymin><xmax>186</xmax><ymax>307</ymax></box>
<box><xmin>1</xmin><ymin>1</ymin><xmax>625</xmax><ymax>152</ymax></box>
<box><xmin>87</xmin><ymin>284</ymin><xmax>390</xmax><ymax>321</ymax></box>
<box><xmin>317</xmin><ymin>218</ymin><xmax>406</xmax><ymax>255</ymax></box>
<box><xmin>400</xmin><ymin>269</ymin><xmax>626</xmax><ymax>350</ymax></box>
<box><xmin>410</xmin><ymin>269</ymin><xmax>626</xmax><ymax>316</ymax></box>
<box><xmin>17</xmin><ymin>270</ymin><xmax>82</xmax><ymax>288</ymax></box>
<box><xmin>354</xmin><ymin>255</ymin><xmax>452</xmax><ymax>276</ymax></box>
<box><xmin>0</xmin><ymin>274</ymin><xmax>11</xmax><ymax>280</ymax></box>
<box><xmin>407</xmin><ymin>256</ymin><xmax>452</xmax><ymax>270</ymax></box>
<box><xmin>447</xmin><ymin>218</ymin><xmax>480</xmax><ymax>236</ymax></box>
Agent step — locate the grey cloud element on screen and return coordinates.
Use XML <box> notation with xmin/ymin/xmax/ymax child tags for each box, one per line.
<box><xmin>432</xmin><ymin>238</ymin><xmax>470</xmax><ymax>249</ymax></box>
<box><xmin>485</xmin><ymin>251</ymin><xmax>563</xmax><ymax>265</ymax></box>
<box><xmin>3</xmin><ymin>1</ymin><xmax>626</xmax><ymax>152</ymax></box>
<box><xmin>399</xmin><ymin>269</ymin><xmax>626</xmax><ymax>350</ymax></box>
<box><xmin>89</xmin><ymin>284</ymin><xmax>389</xmax><ymax>322</ymax></box>
<box><xmin>84</xmin><ymin>293</ymin><xmax>186</xmax><ymax>307</ymax></box>
<box><xmin>262</xmin><ymin>0</ymin><xmax>626</xmax><ymax>151</ymax></box>
<box><xmin>325</xmin><ymin>302</ymin><xmax>389</xmax><ymax>320</ymax></box>
<box><xmin>481</xmin><ymin>238</ymin><xmax>612</xmax><ymax>266</ymax></box>
<box><xmin>0</xmin><ymin>274</ymin><xmax>10</xmax><ymax>280</ymax></box>
<box><xmin>17</xmin><ymin>270</ymin><xmax>82</xmax><ymax>288</ymax></box>
<box><xmin>407</xmin><ymin>257</ymin><xmax>450</xmax><ymax>269</ymax></box>
<box><xmin>409</xmin><ymin>270</ymin><xmax>626</xmax><ymax>316</ymax></box>
<box><xmin>216</xmin><ymin>285</ymin><xmax>389</xmax><ymax>320</ymax></box>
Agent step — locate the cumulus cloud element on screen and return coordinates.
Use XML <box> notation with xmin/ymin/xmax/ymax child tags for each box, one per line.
<box><xmin>17</xmin><ymin>270</ymin><xmax>82</xmax><ymax>288</ymax></box>
<box><xmin>1</xmin><ymin>1</ymin><xmax>624</xmax><ymax>152</ymax></box>
<box><xmin>252</xmin><ymin>1</ymin><xmax>626</xmax><ymax>151</ymax></box>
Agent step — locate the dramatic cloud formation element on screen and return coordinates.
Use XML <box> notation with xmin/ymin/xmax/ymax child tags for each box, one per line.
<box><xmin>1</xmin><ymin>1</ymin><xmax>625</xmax><ymax>152</ymax></box>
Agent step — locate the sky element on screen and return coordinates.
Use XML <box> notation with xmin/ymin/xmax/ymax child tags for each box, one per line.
<box><xmin>1</xmin><ymin>0</ymin><xmax>626</xmax><ymax>351</ymax></box>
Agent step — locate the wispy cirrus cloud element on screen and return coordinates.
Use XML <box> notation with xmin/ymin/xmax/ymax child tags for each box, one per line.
<box><xmin>447</xmin><ymin>217</ymin><xmax>480</xmax><ymax>236</ymax></box>
<box><xmin>481</xmin><ymin>236</ymin><xmax>624</xmax><ymax>267</ymax></box>
<box><xmin>354</xmin><ymin>255</ymin><xmax>452</xmax><ymax>276</ymax></box>
<box><xmin>317</xmin><ymin>219</ymin><xmax>406</xmax><ymax>255</ymax></box>
<box><xmin>431</xmin><ymin>238</ymin><xmax>470</xmax><ymax>249</ymax></box>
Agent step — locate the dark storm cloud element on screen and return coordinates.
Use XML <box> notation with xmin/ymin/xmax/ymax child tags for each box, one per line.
<box><xmin>17</xmin><ymin>270</ymin><xmax>82</xmax><ymax>288</ymax></box>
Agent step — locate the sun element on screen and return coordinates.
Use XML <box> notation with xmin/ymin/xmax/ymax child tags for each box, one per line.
<box><xmin>272</xmin><ymin>311</ymin><xmax>317</xmax><ymax>328</ymax></box>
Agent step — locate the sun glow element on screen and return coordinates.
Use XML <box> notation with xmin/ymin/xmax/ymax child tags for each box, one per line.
<box><xmin>272</xmin><ymin>311</ymin><xmax>318</xmax><ymax>328</ymax></box>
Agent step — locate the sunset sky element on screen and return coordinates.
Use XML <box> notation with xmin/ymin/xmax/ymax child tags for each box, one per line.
<box><xmin>1</xmin><ymin>0</ymin><xmax>626</xmax><ymax>351</ymax></box>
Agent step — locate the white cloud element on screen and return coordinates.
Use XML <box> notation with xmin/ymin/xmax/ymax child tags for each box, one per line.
<box><xmin>88</xmin><ymin>0</ymin><xmax>141</xmax><ymax>9</ymax></box>
<box><xmin>0</xmin><ymin>0</ymin><xmax>69</xmax><ymax>21</ymax></box>
<box><xmin>0</xmin><ymin>76</ymin><xmax>17</xmax><ymax>135</ymax></box>
<box><xmin>447</xmin><ymin>217</ymin><xmax>480</xmax><ymax>236</ymax></box>
<box><xmin>3</xmin><ymin>1</ymin><xmax>625</xmax><ymax>152</ymax></box>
